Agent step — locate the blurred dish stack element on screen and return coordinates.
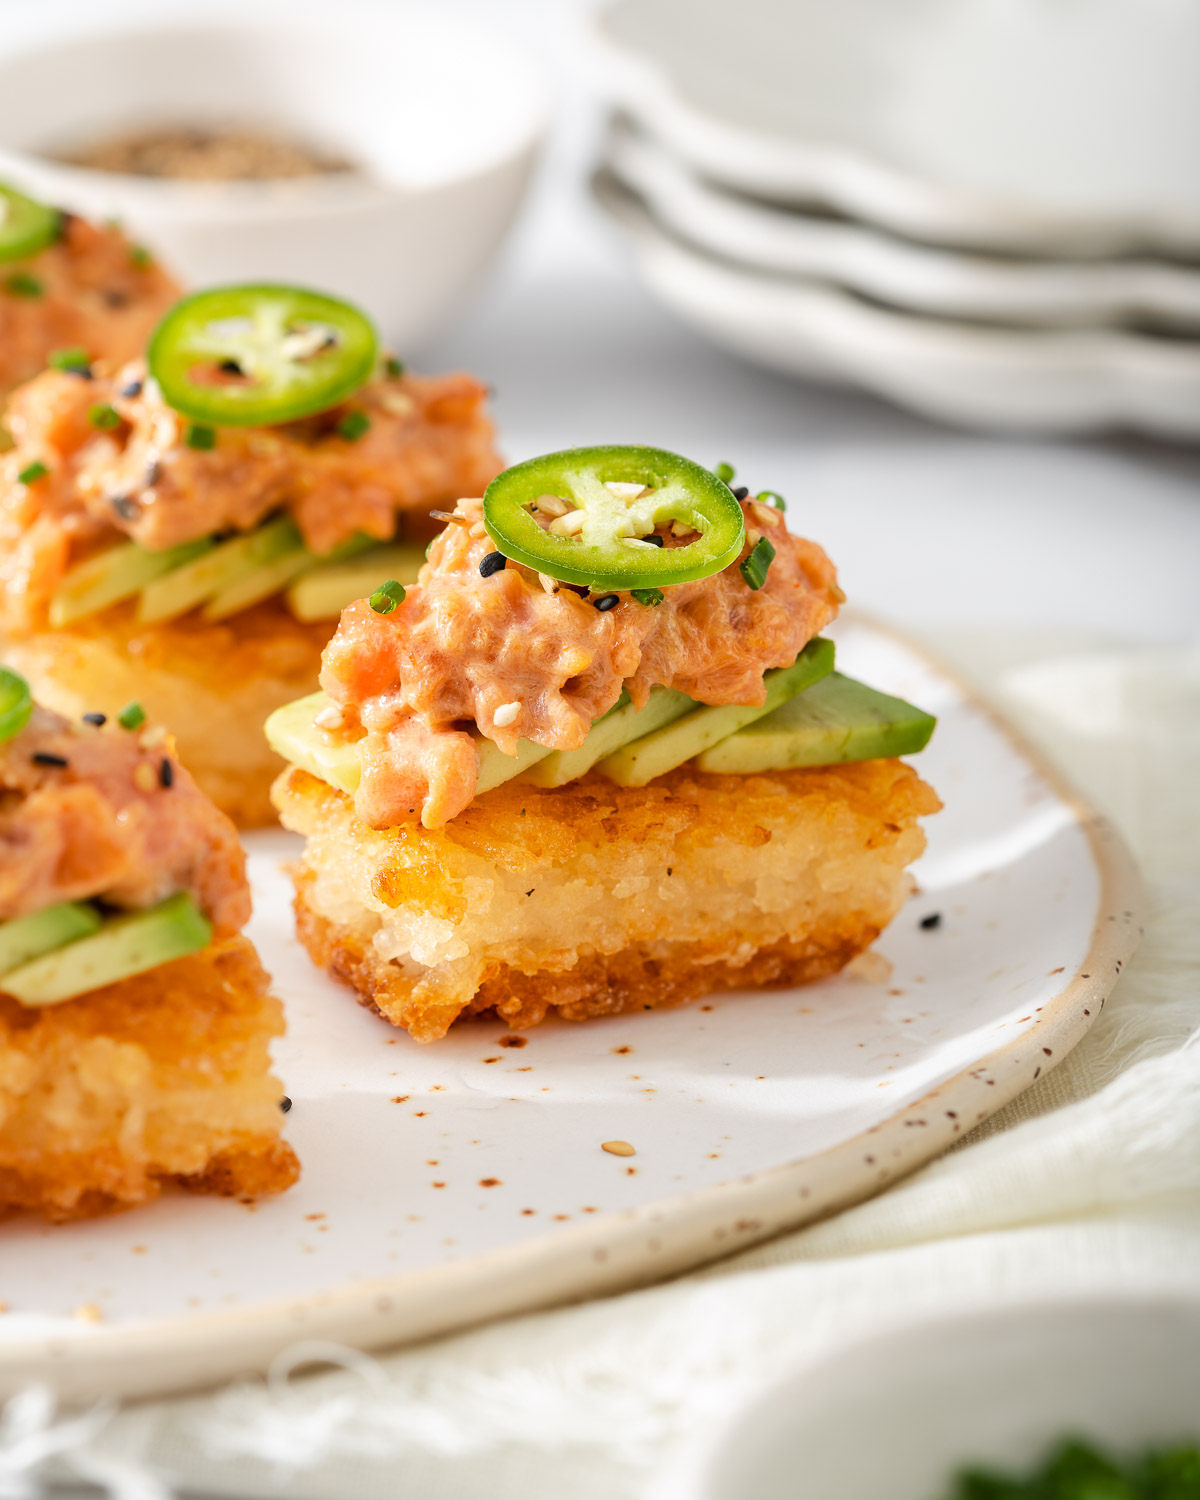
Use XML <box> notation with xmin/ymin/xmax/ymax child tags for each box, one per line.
<box><xmin>590</xmin><ymin>0</ymin><xmax>1200</xmax><ymax>437</ymax></box>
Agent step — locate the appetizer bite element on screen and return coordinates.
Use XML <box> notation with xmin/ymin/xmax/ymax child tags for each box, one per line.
<box><xmin>267</xmin><ymin>447</ymin><xmax>940</xmax><ymax>1043</ymax></box>
<box><xmin>0</xmin><ymin>283</ymin><xmax>502</xmax><ymax>824</ymax></box>
<box><xmin>0</xmin><ymin>667</ymin><xmax>298</xmax><ymax>1220</ymax></box>
<box><xmin>0</xmin><ymin>182</ymin><xmax>178</xmax><ymax>394</ymax></box>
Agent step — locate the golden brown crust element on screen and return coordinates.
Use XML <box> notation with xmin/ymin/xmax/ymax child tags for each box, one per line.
<box><xmin>2</xmin><ymin>597</ymin><xmax>329</xmax><ymax>826</ymax></box>
<box><xmin>276</xmin><ymin>758</ymin><xmax>942</xmax><ymax>1043</ymax></box>
<box><xmin>0</xmin><ymin>937</ymin><xmax>298</xmax><ymax>1221</ymax></box>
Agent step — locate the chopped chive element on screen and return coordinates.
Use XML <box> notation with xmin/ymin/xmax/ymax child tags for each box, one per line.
<box><xmin>117</xmin><ymin>701</ymin><xmax>145</xmax><ymax>730</ymax></box>
<box><xmin>184</xmin><ymin>423</ymin><xmax>217</xmax><ymax>451</ymax></box>
<box><xmin>18</xmin><ymin>460</ymin><xmax>48</xmax><ymax>486</ymax></box>
<box><xmin>384</xmin><ymin>356</ymin><xmax>405</xmax><ymax>379</ymax></box>
<box><xmin>631</xmin><ymin>587</ymin><xmax>664</xmax><ymax>607</ymax></box>
<box><xmin>369</xmin><ymin>579</ymin><xmax>406</xmax><ymax>614</ymax></box>
<box><xmin>425</xmin><ymin>539</ymin><xmax>435</xmax><ymax>559</ymax></box>
<box><xmin>5</xmin><ymin>271</ymin><xmax>43</xmax><ymax>299</ymax></box>
<box><xmin>739</xmin><ymin>535</ymin><xmax>776</xmax><ymax>591</ymax></box>
<box><xmin>713</xmin><ymin>461</ymin><xmax>735</xmax><ymax>485</ymax></box>
<box><xmin>337</xmin><ymin>410</ymin><xmax>371</xmax><ymax>442</ymax></box>
<box><xmin>129</xmin><ymin>245</ymin><xmax>154</xmax><ymax>270</ymax></box>
<box><xmin>756</xmin><ymin>490</ymin><xmax>786</xmax><ymax>511</ymax></box>
<box><xmin>88</xmin><ymin>403</ymin><xmax>122</xmax><ymax>432</ymax></box>
<box><xmin>48</xmin><ymin>346</ymin><xmax>91</xmax><ymax>374</ymax></box>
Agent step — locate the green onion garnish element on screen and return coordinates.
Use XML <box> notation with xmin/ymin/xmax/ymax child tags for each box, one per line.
<box><xmin>88</xmin><ymin>404</ymin><xmax>121</xmax><ymax>432</ymax></box>
<box><xmin>756</xmin><ymin>490</ymin><xmax>786</xmax><ymax>511</ymax></box>
<box><xmin>713</xmin><ymin>461</ymin><xmax>735</xmax><ymax>485</ymax></box>
<box><xmin>117</xmin><ymin>701</ymin><xmax>146</xmax><ymax>730</ymax></box>
<box><xmin>740</xmin><ymin>535</ymin><xmax>776</xmax><ymax>591</ymax></box>
<box><xmin>129</xmin><ymin>245</ymin><xmax>154</xmax><ymax>270</ymax></box>
<box><xmin>338</xmin><ymin>411</ymin><xmax>371</xmax><ymax>443</ymax></box>
<box><xmin>48</xmin><ymin>346</ymin><xmax>90</xmax><ymax>373</ymax></box>
<box><xmin>631</xmin><ymin>587</ymin><xmax>664</xmax><ymax>607</ymax></box>
<box><xmin>0</xmin><ymin>666</ymin><xmax>33</xmax><ymax>744</ymax></box>
<box><xmin>184</xmin><ymin>423</ymin><xmax>217</xmax><ymax>452</ymax></box>
<box><xmin>18</xmin><ymin>461</ymin><xmax>48</xmax><ymax>486</ymax></box>
<box><xmin>5</xmin><ymin>271</ymin><xmax>43</xmax><ymax>299</ymax></box>
<box><xmin>368</xmin><ymin>579</ymin><xmax>405</xmax><ymax>614</ymax></box>
<box><xmin>384</xmin><ymin>356</ymin><xmax>405</xmax><ymax>379</ymax></box>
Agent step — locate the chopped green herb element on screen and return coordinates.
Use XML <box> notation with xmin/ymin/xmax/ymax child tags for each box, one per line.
<box><xmin>740</xmin><ymin>535</ymin><xmax>776</xmax><ymax>590</ymax></box>
<box><xmin>631</xmin><ymin>587</ymin><xmax>664</xmax><ymax>607</ymax></box>
<box><xmin>88</xmin><ymin>403</ymin><xmax>122</xmax><ymax>432</ymax></box>
<box><xmin>18</xmin><ymin>461</ymin><xmax>48</xmax><ymax>486</ymax></box>
<box><xmin>368</xmin><ymin>579</ymin><xmax>405</xmax><ymax>614</ymax></box>
<box><xmin>947</xmin><ymin>1439</ymin><xmax>1200</xmax><ymax>1500</ymax></box>
<box><xmin>184</xmin><ymin>423</ymin><xmax>217</xmax><ymax>452</ymax></box>
<box><xmin>756</xmin><ymin>490</ymin><xmax>786</xmax><ymax>511</ymax></box>
<box><xmin>713</xmin><ymin>461</ymin><xmax>735</xmax><ymax>485</ymax></box>
<box><xmin>338</xmin><ymin>410</ymin><xmax>371</xmax><ymax>442</ymax></box>
<box><xmin>5</xmin><ymin>271</ymin><xmax>43</xmax><ymax>299</ymax></box>
<box><xmin>117</xmin><ymin>701</ymin><xmax>146</xmax><ymax>731</ymax></box>
<box><xmin>384</xmin><ymin>356</ymin><xmax>405</xmax><ymax>379</ymax></box>
<box><xmin>129</xmin><ymin>245</ymin><xmax>154</xmax><ymax>270</ymax></box>
<box><xmin>48</xmin><ymin>346</ymin><xmax>90</xmax><ymax>373</ymax></box>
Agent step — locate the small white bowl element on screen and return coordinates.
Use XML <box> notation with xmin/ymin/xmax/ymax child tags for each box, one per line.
<box><xmin>655</xmin><ymin>1294</ymin><xmax>1200</xmax><ymax>1500</ymax></box>
<box><xmin>0</xmin><ymin>5</ymin><xmax>547</xmax><ymax>348</ymax></box>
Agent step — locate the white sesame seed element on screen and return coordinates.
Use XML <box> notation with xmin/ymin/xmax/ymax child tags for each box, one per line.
<box><xmin>493</xmin><ymin>701</ymin><xmax>521</xmax><ymax>727</ymax></box>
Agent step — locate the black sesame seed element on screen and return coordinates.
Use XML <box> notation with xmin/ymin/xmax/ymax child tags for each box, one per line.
<box><xmin>111</xmin><ymin>495</ymin><xmax>140</xmax><ymax>521</ymax></box>
<box><xmin>279</xmin><ymin>1096</ymin><xmax>292</xmax><ymax>1113</ymax></box>
<box><xmin>82</xmin><ymin>711</ymin><xmax>107</xmax><ymax>726</ymax></box>
<box><xmin>102</xmin><ymin>289</ymin><xmax>130</xmax><ymax>310</ymax></box>
<box><xmin>66</xmin><ymin>365</ymin><xmax>93</xmax><ymax>381</ymax></box>
<box><xmin>920</xmin><ymin>912</ymin><xmax>943</xmax><ymax>930</ymax></box>
<box><xmin>218</xmin><ymin>358</ymin><xmax>244</xmax><ymax>375</ymax></box>
<box><xmin>732</xmin><ymin>486</ymin><xmax>750</xmax><ymax>500</ymax></box>
<box><xmin>159</xmin><ymin>757</ymin><xmax>174</xmax><ymax>788</ymax></box>
<box><xmin>593</xmin><ymin>593</ymin><xmax>619</xmax><ymax>611</ymax></box>
<box><xmin>479</xmin><ymin>551</ymin><xmax>506</xmax><ymax>578</ymax></box>
<box><xmin>32</xmin><ymin>751</ymin><xmax>68</xmax><ymax>768</ymax></box>
<box><xmin>120</xmin><ymin>379</ymin><xmax>143</xmax><ymax>399</ymax></box>
<box><xmin>144</xmin><ymin>460</ymin><xmax>162</xmax><ymax>487</ymax></box>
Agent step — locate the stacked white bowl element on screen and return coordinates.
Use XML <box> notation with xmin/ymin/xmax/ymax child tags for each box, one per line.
<box><xmin>590</xmin><ymin>0</ymin><xmax>1200</xmax><ymax>437</ymax></box>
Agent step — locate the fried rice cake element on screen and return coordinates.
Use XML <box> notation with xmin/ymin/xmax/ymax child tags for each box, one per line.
<box><xmin>275</xmin><ymin>758</ymin><xmax>940</xmax><ymax>1043</ymax></box>
<box><xmin>0</xmin><ymin>688</ymin><xmax>297</xmax><ymax>1220</ymax></box>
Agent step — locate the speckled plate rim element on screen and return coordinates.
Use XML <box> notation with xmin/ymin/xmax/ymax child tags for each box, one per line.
<box><xmin>1</xmin><ymin>624</ymin><xmax>1143</xmax><ymax>1403</ymax></box>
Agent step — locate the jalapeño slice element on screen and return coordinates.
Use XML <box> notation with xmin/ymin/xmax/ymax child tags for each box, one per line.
<box><xmin>482</xmin><ymin>445</ymin><xmax>745</xmax><ymax>592</ymax></box>
<box><xmin>0</xmin><ymin>183</ymin><xmax>61</xmax><ymax>263</ymax></box>
<box><xmin>0</xmin><ymin>667</ymin><xmax>33</xmax><ymax>742</ymax></box>
<box><xmin>148</xmin><ymin>284</ymin><xmax>377</xmax><ymax>427</ymax></box>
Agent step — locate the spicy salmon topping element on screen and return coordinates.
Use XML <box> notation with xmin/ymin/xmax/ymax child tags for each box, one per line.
<box><xmin>0</xmin><ymin>362</ymin><xmax>502</xmax><ymax>632</ymax></box>
<box><xmin>0</xmin><ymin>214</ymin><xmax>178</xmax><ymax>396</ymax></box>
<box><xmin>320</xmin><ymin>497</ymin><xmax>840</xmax><ymax>829</ymax></box>
<box><xmin>0</xmin><ymin>702</ymin><xmax>249</xmax><ymax>933</ymax></box>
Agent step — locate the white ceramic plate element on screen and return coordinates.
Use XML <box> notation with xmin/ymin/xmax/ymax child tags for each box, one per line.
<box><xmin>607</xmin><ymin>123</ymin><xmax>1200</xmax><ymax>332</ymax></box>
<box><xmin>655</xmin><ymin>1294</ymin><xmax>1200</xmax><ymax>1500</ymax></box>
<box><xmin>595</xmin><ymin>174</ymin><xmax>1200</xmax><ymax>439</ymax></box>
<box><xmin>592</xmin><ymin>0</ymin><xmax>1200</xmax><ymax>255</ymax></box>
<box><xmin>0</xmin><ymin>617</ymin><xmax>1140</xmax><ymax>1402</ymax></box>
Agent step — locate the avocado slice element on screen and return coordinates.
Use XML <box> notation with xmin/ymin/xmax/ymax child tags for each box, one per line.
<box><xmin>264</xmin><ymin>692</ymin><xmax>552</xmax><ymax>804</ymax></box>
<box><xmin>596</xmin><ymin>636</ymin><xmax>835</xmax><ymax>788</ymax></box>
<box><xmin>286</xmin><ymin>542</ymin><xmax>426</xmax><ymax>621</ymax></box>
<box><xmin>522</xmin><ymin>685</ymin><xmax>695</xmax><ymax>788</ymax></box>
<box><xmin>0</xmin><ymin>901</ymin><xmax>102</xmax><ymax>976</ymax></box>
<box><xmin>50</xmin><ymin>536</ymin><xmax>214</xmax><ymax>627</ymax></box>
<box><xmin>695</xmin><ymin>671</ymin><xmax>936</xmax><ymax>773</ymax></box>
<box><xmin>137</xmin><ymin>515</ymin><xmax>304</xmax><ymax>624</ymax></box>
<box><xmin>0</xmin><ymin>893</ymin><xmax>212</xmax><ymax>1007</ymax></box>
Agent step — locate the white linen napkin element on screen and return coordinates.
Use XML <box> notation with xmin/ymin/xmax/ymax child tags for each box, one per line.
<box><xmin>15</xmin><ymin>634</ymin><xmax>1200</xmax><ymax>1500</ymax></box>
